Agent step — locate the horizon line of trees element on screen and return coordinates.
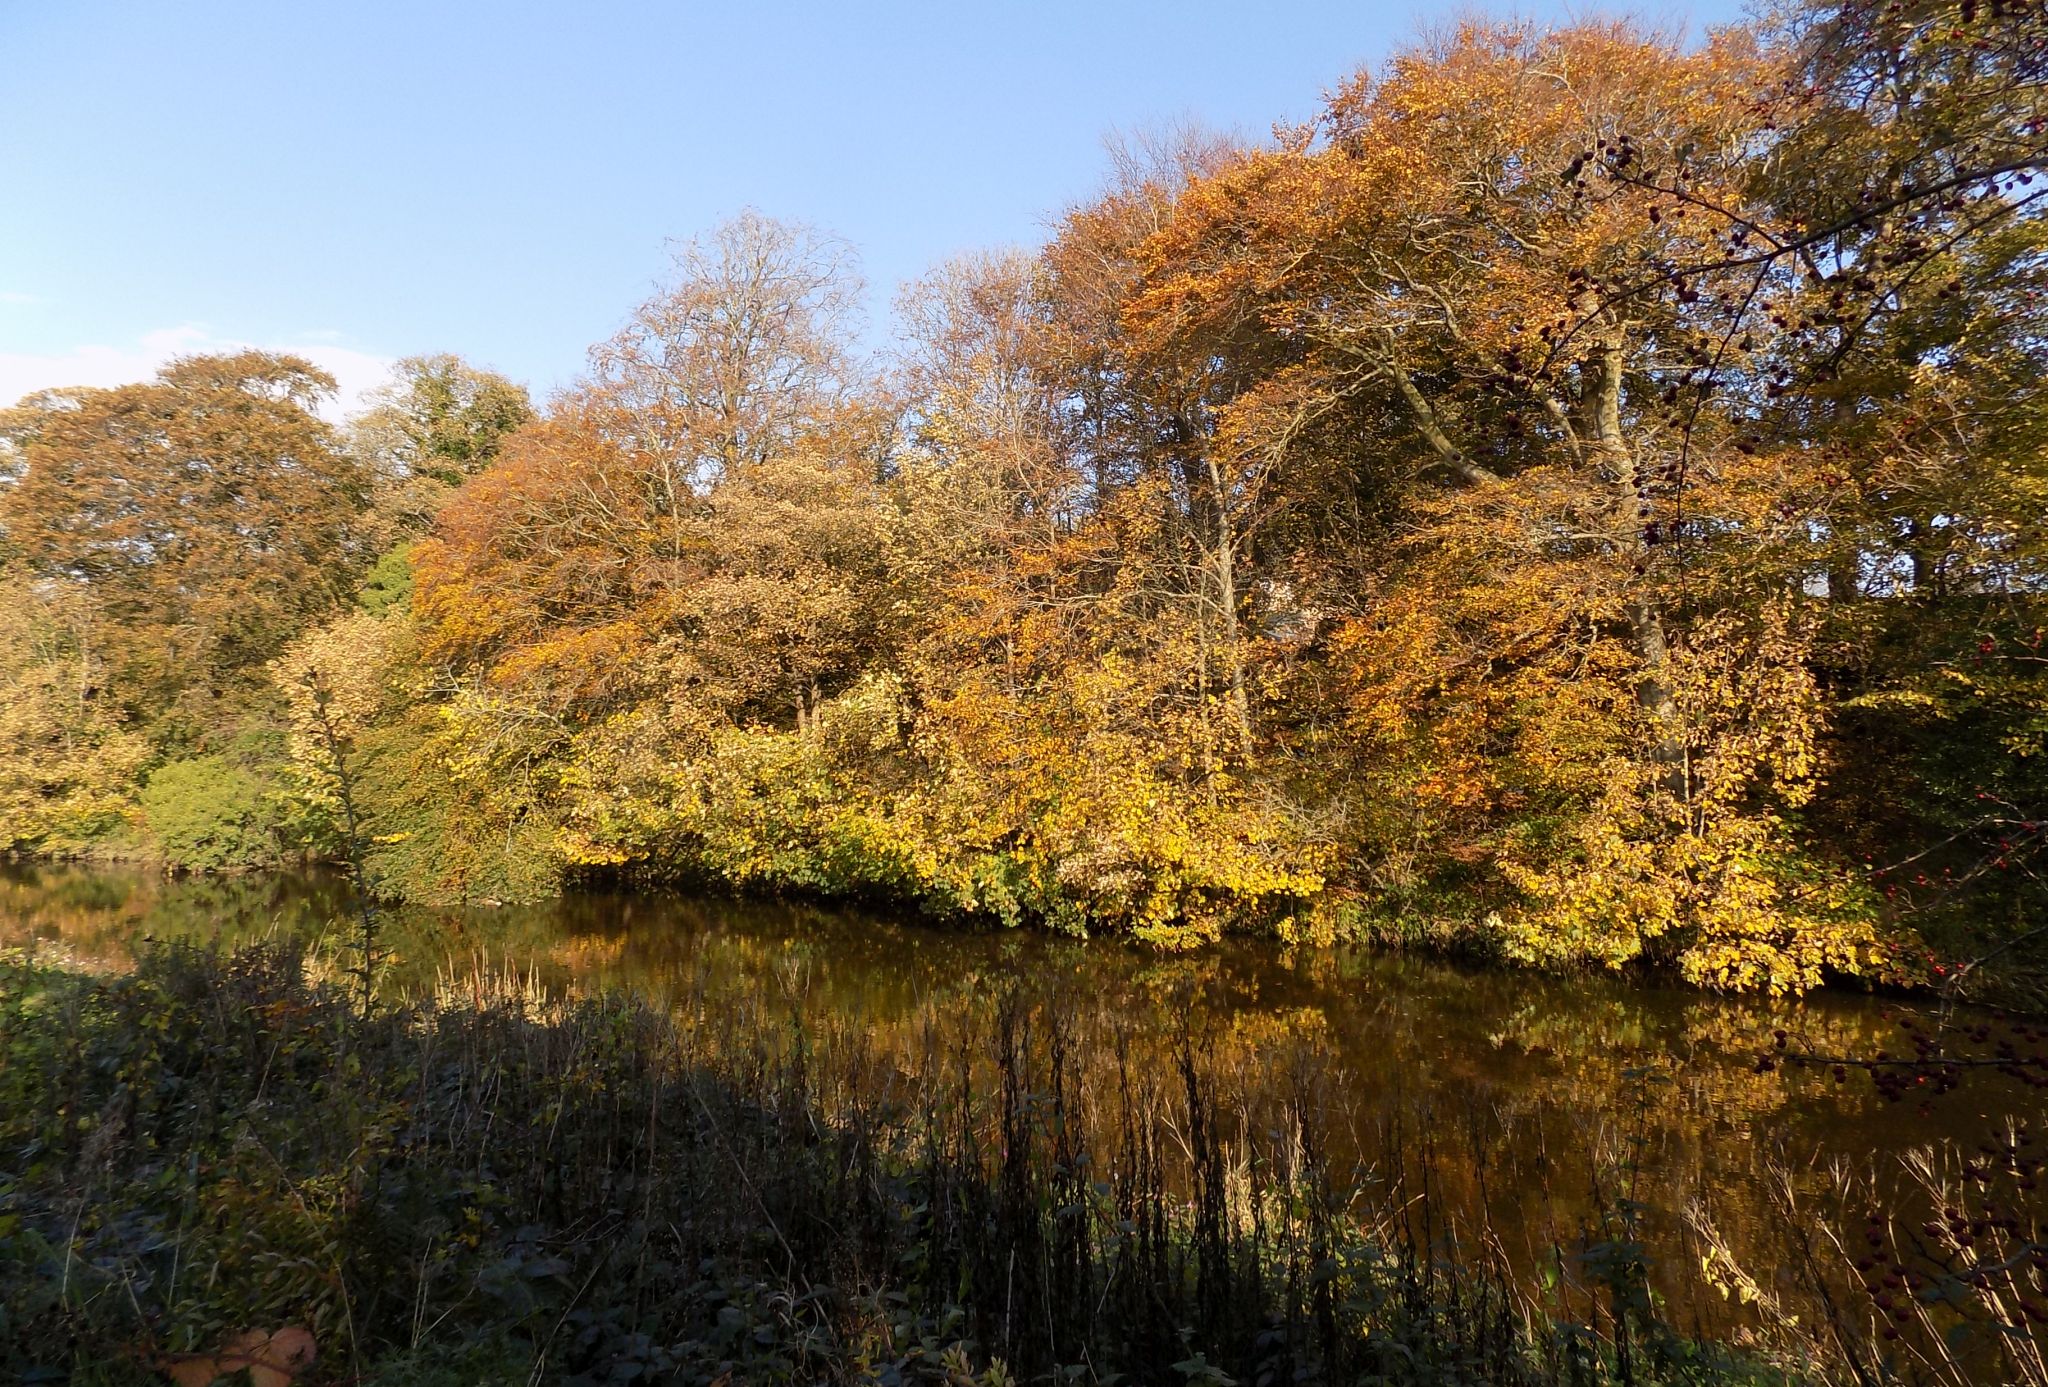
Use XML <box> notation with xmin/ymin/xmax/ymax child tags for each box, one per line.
<box><xmin>3</xmin><ymin>0</ymin><xmax>2044</xmax><ymax>995</ymax></box>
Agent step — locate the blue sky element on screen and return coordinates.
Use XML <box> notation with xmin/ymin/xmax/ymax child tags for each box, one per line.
<box><xmin>0</xmin><ymin>0</ymin><xmax>1746</xmax><ymax>415</ymax></box>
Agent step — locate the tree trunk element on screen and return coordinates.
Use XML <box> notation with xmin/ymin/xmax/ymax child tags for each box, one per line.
<box><xmin>1905</xmin><ymin>516</ymin><xmax>1939</xmax><ymax>596</ymax></box>
<box><xmin>1828</xmin><ymin>555</ymin><xmax>1861</xmax><ymax>604</ymax></box>
<box><xmin>1203</xmin><ymin>450</ymin><xmax>1255</xmax><ymax>751</ymax></box>
<box><xmin>1383</xmin><ymin>325</ymin><xmax>1683</xmax><ymax>792</ymax></box>
<box><xmin>1590</xmin><ymin>332</ymin><xmax>1688</xmax><ymax>798</ymax></box>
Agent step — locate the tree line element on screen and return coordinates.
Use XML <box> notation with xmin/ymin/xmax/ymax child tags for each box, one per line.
<box><xmin>3</xmin><ymin>0</ymin><xmax>2043</xmax><ymax>993</ymax></box>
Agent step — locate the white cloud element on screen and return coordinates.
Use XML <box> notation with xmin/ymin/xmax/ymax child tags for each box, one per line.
<box><xmin>0</xmin><ymin>325</ymin><xmax>394</xmax><ymax>421</ymax></box>
<box><xmin>0</xmin><ymin>291</ymin><xmax>41</xmax><ymax>305</ymax></box>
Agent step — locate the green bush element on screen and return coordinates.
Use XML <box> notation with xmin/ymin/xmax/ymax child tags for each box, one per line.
<box><xmin>356</xmin><ymin>543</ymin><xmax>415</xmax><ymax>617</ymax></box>
<box><xmin>139</xmin><ymin>754</ymin><xmax>285</xmax><ymax>871</ymax></box>
<box><xmin>353</xmin><ymin>722</ymin><xmax>564</xmax><ymax>906</ymax></box>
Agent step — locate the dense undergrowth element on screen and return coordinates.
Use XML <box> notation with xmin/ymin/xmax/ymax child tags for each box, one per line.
<box><xmin>5</xmin><ymin>944</ymin><xmax>2044</xmax><ymax>1385</ymax></box>
<box><xmin>0</xmin><ymin>943</ymin><xmax>1819</xmax><ymax>1387</ymax></box>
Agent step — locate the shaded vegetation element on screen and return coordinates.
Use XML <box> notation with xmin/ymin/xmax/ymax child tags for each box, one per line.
<box><xmin>4</xmin><ymin>943</ymin><xmax>2044</xmax><ymax>1384</ymax></box>
<box><xmin>0</xmin><ymin>944</ymin><xmax>1830</xmax><ymax>1385</ymax></box>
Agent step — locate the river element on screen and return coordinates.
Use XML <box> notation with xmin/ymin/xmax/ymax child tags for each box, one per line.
<box><xmin>2</xmin><ymin>862</ymin><xmax>2032</xmax><ymax>1349</ymax></box>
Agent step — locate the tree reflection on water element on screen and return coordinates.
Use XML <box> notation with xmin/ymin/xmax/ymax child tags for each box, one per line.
<box><xmin>1</xmin><ymin>861</ymin><xmax>2029</xmax><ymax>1345</ymax></box>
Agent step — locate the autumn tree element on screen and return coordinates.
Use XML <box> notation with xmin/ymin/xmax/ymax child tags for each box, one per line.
<box><xmin>893</xmin><ymin>250</ymin><xmax>1072</xmax><ymax>569</ymax></box>
<box><xmin>1036</xmin><ymin>125</ymin><xmax>1277</xmax><ymax>754</ymax></box>
<box><xmin>10</xmin><ymin>0</ymin><xmax>2032</xmax><ymax>980</ymax></box>
<box><xmin>0</xmin><ymin>578</ymin><xmax>147</xmax><ymax>853</ymax></box>
<box><xmin>1736</xmin><ymin>0</ymin><xmax>2048</xmax><ymax>962</ymax></box>
<box><xmin>396</xmin><ymin>215</ymin><xmax>903</xmax><ymax>899</ymax></box>
<box><xmin>1121</xmin><ymin>22</ymin><xmax>1914</xmax><ymax>987</ymax></box>
<box><xmin>1507</xmin><ymin>0</ymin><xmax>2048</xmax><ymax>976</ymax></box>
<box><xmin>879</xmin><ymin>149</ymin><xmax>1338</xmax><ymax>946</ymax></box>
<box><xmin>588</xmin><ymin>210</ymin><xmax>865</xmax><ymax>495</ymax></box>
<box><xmin>0</xmin><ymin>352</ymin><xmax>370</xmax><ymax>733</ymax></box>
<box><xmin>349</xmin><ymin>353</ymin><xmax>533</xmax><ymax>541</ymax></box>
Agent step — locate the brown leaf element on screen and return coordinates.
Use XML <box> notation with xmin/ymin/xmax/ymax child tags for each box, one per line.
<box><xmin>152</xmin><ymin>1326</ymin><xmax>315</xmax><ymax>1387</ymax></box>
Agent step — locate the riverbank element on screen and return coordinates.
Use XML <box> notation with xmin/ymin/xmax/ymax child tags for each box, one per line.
<box><xmin>16</xmin><ymin>844</ymin><xmax>2043</xmax><ymax>1012</ymax></box>
<box><xmin>6</xmin><ymin>939</ymin><xmax>2046</xmax><ymax>1385</ymax></box>
<box><xmin>0</xmin><ymin>943</ymin><xmax>1800</xmax><ymax>1386</ymax></box>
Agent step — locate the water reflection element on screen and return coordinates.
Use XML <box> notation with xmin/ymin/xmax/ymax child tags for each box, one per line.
<box><xmin>1</xmin><ymin>862</ymin><xmax>2024</xmax><ymax>1337</ymax></box>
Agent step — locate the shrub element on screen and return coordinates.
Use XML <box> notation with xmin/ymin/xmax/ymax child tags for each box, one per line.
<box><xmin>139</xmin><ymin>754</ymin><xmax>284</xmax><ymax>871</ymax></box>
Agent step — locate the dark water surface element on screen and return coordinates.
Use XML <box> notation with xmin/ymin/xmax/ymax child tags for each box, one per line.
<box><xmin>2</xmin><ymin>863</ymin><xmax>2030</xmax><ymax>1342</ymax></box>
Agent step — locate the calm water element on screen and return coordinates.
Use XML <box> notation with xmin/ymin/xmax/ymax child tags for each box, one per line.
<box><xmin>1</xmin><ymin>862</ymin><xmax>2029</xmax><ymax>1339</ymax></box>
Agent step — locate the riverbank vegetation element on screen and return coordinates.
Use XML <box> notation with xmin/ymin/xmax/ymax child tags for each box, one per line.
<box><xmin>3</xmin><ymin>0</ymin><xmax>2045</xmax><ymax>993</ymax></box>
<box><xmin>5</xmin><ymin>941</ymin><xmax>2043</xmax><ymax>1385</ymax></box>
